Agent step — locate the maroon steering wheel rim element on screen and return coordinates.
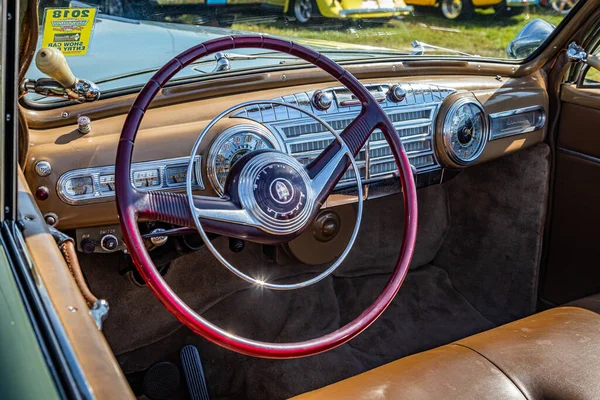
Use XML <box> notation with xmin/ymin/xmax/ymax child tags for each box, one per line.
<box><xmin>115</xmin><ymin>35</ymin><xmax>418</xmax><ymax>359</ymax></box>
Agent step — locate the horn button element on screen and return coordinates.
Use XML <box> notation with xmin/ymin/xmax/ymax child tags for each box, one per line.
<box><xmin>236</xmin><ymin>151</ymin><xmax>314</xmax><ymax>234</ymax></box>
<box><xmin>254</xmin><ymin>163</ymin><xmax>308</xmax><ymax>221</ymax></box>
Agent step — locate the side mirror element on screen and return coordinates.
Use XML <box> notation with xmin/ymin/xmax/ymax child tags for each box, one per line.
<box><xmin>506</xmin><ymin>19</ymin><xmax>555</xmax><ymax>59</ymax></box>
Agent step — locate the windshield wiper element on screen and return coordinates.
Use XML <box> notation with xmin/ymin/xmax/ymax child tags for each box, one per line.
<box><xmin>93</xmin><ymin>51</ymin><xmax>299</xmax><ymax>85</ymax></box>
<box><xmin>210</xmin><ymin>52</ymin><xmax>299</xmax><ymax>72</ymax></box>
<box><xmin>411</xmin><ymin>40</ymin><xmax>479</xmax><ymax>57</ymax></box>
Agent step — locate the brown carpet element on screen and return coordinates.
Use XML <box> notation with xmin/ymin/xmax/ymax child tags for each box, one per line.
<box><xmin>79</xmin><ymin>144</ymin><xmax>550</xmax><ymax>399</ymax></box>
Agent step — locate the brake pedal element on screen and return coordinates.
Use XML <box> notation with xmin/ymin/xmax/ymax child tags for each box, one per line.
<box><xmin>180</xmin><ymin>345</ymin><xmax>210</xmax><ymax>400</ymax></box>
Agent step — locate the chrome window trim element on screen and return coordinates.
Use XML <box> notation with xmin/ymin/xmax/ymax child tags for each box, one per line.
<box><xmin>489</xmin><ymin>105</ymin><xmax>546</xmax><ymax>140</ymax></box>
<box><xmin>57</xmin><ymin>156</ymin><xmax>203</xmax><ymax>205</ymax></box>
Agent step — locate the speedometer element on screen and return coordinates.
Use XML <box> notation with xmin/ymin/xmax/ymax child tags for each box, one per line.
<box><xmin>441</xmin><ymin>98</ymin><xmax>488</xmax><ymax>166</ymax></box>
<box><xmin>207</xmin><ymin>125</ymin><xmax>280</xmax><ymax>195</ymax></box>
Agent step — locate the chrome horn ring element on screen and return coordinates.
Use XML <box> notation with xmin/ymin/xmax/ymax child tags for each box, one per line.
<box><xmin>185</xmin><ymin>100</ymin><xmax>364</xmax><ymax>290</ymax></box>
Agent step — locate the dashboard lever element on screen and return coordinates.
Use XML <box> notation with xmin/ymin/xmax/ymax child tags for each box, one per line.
<box><xmin>20</xmin><ymin>47</ymin><xmax>100</xmax><ymax>103</ymax></box>
<box><xmin>142</xmin><ymin>226</ymin><xmax>198</xmax><ymax>239</ymax></box>
<box><xmin>36</xmin><ymin>47</ymin><xmax>77</xmax><ymax>88</ymax></box>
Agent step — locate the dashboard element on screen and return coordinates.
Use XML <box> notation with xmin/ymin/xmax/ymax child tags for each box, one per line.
<box><xmin>23</xmin><ymin>73</ymin><xmax>548</xmax><ymax>254</ymax></box>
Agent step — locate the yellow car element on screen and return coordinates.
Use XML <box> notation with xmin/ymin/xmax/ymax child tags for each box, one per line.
<box><xmin>407</xmin><ymin>0</ymin><xmax>530</xmax><ymax>19</ymax></box>
<box><xmin>284</xmin><ymin>0</ymin><xmax>413</xmax><ymax>24</ymax></box>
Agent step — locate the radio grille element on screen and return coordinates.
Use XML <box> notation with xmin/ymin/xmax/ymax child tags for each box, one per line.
<box><xmin>234</xmin><ymin>83</ymin><xmax>454</xmax><ymax>187</ymax></box>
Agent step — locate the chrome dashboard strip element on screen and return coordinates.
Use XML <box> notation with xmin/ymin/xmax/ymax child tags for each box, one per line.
<box><xmin>489</xmin><ymin>105</ymin><xmax>546</xmax><ymax>140</ymax></box>
<box><xmin>57</xmin><ymin>156</ymin><xmax>203</xmax><ymax>205</ymax></box>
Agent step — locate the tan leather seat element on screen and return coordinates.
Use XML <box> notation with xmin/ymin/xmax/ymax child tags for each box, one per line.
<box><xmin>293</xmin><ymin>303</ymin><xmax>600</xmax><ymax>399</ymax></box>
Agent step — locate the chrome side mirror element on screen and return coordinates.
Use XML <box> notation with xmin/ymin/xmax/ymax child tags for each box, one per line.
<box><xmin>506</xmin><ymin>19</ymin><xmax>555</xmax><ymax>59</ymax></box>
<box><xmin>20</xmin><ymin>47</ymin><xmax>100</xmax><ymax>103</ymax></box>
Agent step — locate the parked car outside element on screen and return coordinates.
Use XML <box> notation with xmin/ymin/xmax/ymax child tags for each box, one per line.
<box><xmin>537</xmin><ymin>0</ymin><xmax>579</xmax><ymax>14</ymax></box>
<box><xmin>409</xmin><ymin>0</ymin><xmax>530</xmax><ymax>19</ymax></box>
<box><xmin>88</xmin><ymin>0</ymin><xmax>412</xmax><ymax>24</ymax></box>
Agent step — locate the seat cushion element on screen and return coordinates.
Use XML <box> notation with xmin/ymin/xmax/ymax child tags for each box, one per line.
<box><xmin>566</xmin><ymin>293</ymin><xmax>600</xmax><ymax>314</ymax></box>
<box><xmin>292</xmin><ymin>306</ymin><xmax>600</xmax><ymax>399</ymax></box>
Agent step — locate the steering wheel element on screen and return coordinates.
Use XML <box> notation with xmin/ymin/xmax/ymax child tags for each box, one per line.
<box><xmin>115</xmin><ymin>35</ymin><xmax>418</xmax><ymax>359</ymax></box>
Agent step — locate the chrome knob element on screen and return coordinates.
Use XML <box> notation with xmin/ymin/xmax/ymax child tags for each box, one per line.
<box><xmin>389</xmin><ymin>85</ymin><xmax>407</xmax><ymax>102</ymax></box>
<box><xmin>35</xmin><ymin>160</ymin><xmax>52</xmax><ymax>177</ymax></box>
<box><xmin>77</xmin><ymin>116</ymin><xmax>91</xmax><ymax>134</ymax></box>
<box><xmin>312</xmin><ymin>90</ymin><xmax>333</xmax><ymax>111</ymax></box>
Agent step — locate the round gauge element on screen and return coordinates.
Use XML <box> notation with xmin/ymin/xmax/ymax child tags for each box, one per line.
<box><xmin>207</xmin><ymin>125</ymin><xmax>280</xmax><ymax>195</ymax></box>
<box><xmin>442</xmin><ymin>98</ymin><xmax>489</xmax><ymax>166</ymax></box>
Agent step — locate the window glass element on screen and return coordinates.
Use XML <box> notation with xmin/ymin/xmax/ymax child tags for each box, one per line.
<box><xmin>29</xmin><ymin>0</ymin><xmax>577</xmax><ymax>103</ymax></box>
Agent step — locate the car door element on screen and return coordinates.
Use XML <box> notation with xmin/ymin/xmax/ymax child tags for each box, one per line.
<box><xmin>0</xmin><ymin>0</ymin><xmax>63</xmax><ymax>398</ymax></box>
<box><xmin>541</xmin><ymin>33</ymin><xmax>600</xmax><ymax>305</ymax></box>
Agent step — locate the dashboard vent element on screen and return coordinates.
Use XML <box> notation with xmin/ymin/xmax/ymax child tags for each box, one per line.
<box><xmin>389</xmin><ymin>109</ymin><xmax>431</xmax><ymax>123</ymax></box>
<box><xmin>289</xmin><ymin>138</ymin><xmax>333</xmax><ymax>154</ymax></box>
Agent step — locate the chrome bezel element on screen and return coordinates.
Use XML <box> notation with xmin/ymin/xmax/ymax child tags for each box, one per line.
<box><xmin>206</xmin><ymin>124</ymin><xmax>282</xmax><ymax>196</ymax></box>
<box><xmin>442</xmin><ymin>97</ymin><xmax>489</xmax><ymax>166</ymax></box>
<box><xmin>56</xmin><ymin>156</ymin><xmax>203</xmax><ymax>205</ymax></box>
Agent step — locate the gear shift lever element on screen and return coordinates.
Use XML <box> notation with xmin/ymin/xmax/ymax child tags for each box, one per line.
<box><xmin>20</xmin><ymin>47</ymin><xmax>100</xmax><ymax>103</ymax></box>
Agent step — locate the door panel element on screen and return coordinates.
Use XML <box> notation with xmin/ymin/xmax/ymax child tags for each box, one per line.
<box><xmin>16</xmin><ymin>170</ymin><xmax>135</xmax><ymax>399</ymax></box>
<box><xmin>542</xmin><ymin>84</ymin><xmax>600</xmax><ymax>304</ymax></box>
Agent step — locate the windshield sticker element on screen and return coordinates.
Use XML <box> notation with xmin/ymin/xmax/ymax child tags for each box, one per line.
<box><xmin>41</xmin><ymin>8</ymin><xmax>97</xmax><ymax>57</ymax></box>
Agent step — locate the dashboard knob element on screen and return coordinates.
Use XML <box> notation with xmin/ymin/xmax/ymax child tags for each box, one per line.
<box><xmin>149</xmin><ymin>229</ymin><xmax>168</xmax><ymax>247</ymax></box>
<box><xmin>389</xmin><ymin>85</ymin><xmax>406</xmax><ymax>102</ymax></box>
<box><xmin>312</xmin><ymin>90</ymin><xmax>333</xmax><ymax>111</ymax></box>
<box><xmin>77</xmin><ymin>116</ymin><xmax>91</xmax><ymax>134</ymax></box>
<box><xmin>313</xmin><ymin>211</ymin><xmax>341</xmax><ymax>242</ymax></box>
<box><xmin>100</xmin><ymin>234</ymin><xmax>119</xmax><ymax>252</ymax></box>
<box><xmin>35</xmin><ymin>161</ymin><xmax>52</xmax><ymax>177</ymax></box>
<box><xmin>80</xmin><ymin>238</ymin><xmax>95</xmax><ymax>254</ymax></box>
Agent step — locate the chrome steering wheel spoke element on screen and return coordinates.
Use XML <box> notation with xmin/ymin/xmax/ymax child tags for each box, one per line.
<box><xmin>308</xmin><ymin>142</ymin><xmax>352</xmax><ymax>202</ymax></box>
<box><xmin>193</xmin><ymin>196</ymin><xmax>257</xmax><ymax>227</ymax></box>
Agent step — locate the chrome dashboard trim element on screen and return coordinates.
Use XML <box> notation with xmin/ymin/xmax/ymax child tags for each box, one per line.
<box><xmin>231</xmin><ymin>83</ymin><xmax>454</xmax><ymax>189</ymax></box>
<box><xmin>489</xmin><ymin>105</ymin><xmax>546</xmax><ymax>140</ymax></box>
<box><xmin>56</xmin><ymin>156</ymin><xmax>203</xmax><ymax>205</ymax></box>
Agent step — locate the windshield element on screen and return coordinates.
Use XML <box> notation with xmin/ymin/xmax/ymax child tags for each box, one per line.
<box><xmin>28</xmin><ymin>0</ymin><xmax>576</xmax><ymax>104</ymax></box>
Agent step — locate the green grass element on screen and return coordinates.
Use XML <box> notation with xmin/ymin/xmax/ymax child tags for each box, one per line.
<box><xmin>227</xmin><ymin>8</ymin><xmax>566</xmax><ymax>58</ymax></box>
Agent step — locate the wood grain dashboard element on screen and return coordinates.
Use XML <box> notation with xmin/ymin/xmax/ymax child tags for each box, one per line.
<box><xmin>23</xmin><ymin>71</ymin><xmax>548</xmax><ymax>230</ymax></box>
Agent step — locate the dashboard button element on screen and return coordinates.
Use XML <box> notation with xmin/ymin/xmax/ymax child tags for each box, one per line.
<box><xmin>312</xmin><ymin>90</ymin><xmax>333</xmax><ymax>111</ymax></box>
<box><xmin>100</xmin><ymin>234</ymin><xmax>119</xmax><ymax>252</ymax></box>
<box><xmin>389</xmin><ymin>85</ymin><xmax>406</xmax><ymax>102</ymax></box>
<box><xmin>81</xmin><ymin>238</ymin><xmax>95</xmax><ymax>254</ymax></box>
